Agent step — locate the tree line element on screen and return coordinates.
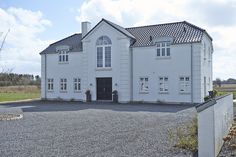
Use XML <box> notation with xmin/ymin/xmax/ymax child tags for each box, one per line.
<box><xmin>0</xmin><ymin>73</ymin><xmax>41</xmax><ymax>87</ymax></box>
<box><xmin>214</xmin><ymin>78</ymin><xmax>236</xmax><ymax>87</ymax></box>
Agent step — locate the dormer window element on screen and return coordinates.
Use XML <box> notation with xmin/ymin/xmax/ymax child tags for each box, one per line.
<box><xmin>156</xmin><ymin>42</ymin><xmax>171</xmax><ymax>57</ymax></box>
<box><xmin>58</xmin><ymin>50</ymin><xmax>69</xmax><ymax>63</ymax></box>
<box><xmin>96</xmin><ymin>36</ymin><xmax>112</xmax><ymax>68</ymax></box>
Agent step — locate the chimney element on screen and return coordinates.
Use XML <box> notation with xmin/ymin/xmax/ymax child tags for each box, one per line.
<box><xmin>82</xmin><ymin>21</ymin><xmax>91</xmax><ymax>38</ymax></box>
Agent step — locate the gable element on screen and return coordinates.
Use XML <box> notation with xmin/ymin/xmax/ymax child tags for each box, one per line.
<box><xmin>82</xmin><ymin>19</ymin><xmax>135</xmax><ymax>41</ymax></box>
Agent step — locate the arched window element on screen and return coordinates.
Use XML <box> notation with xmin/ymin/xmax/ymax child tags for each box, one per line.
<box><xmin>96</xmin><ymin>36</ymin><xmax>112</xmax><ymax>45</ymax></box>
<box><xmin>96</xmin><ymin>36</ymin><xmax>112</xmax><ymax>68</ymax></box>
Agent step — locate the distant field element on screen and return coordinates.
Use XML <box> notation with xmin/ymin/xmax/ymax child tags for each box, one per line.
<box><xmin>214</xmin><ymin>84</ymin><xmax>236</xmax><ymax>99</ymax></box>
<box><xmin>0</xmin><ymin>86</ymin><xmax>40</xmax><ymax>102</ymax></box>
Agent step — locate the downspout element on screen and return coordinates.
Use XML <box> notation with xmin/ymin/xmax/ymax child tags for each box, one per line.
<box><xmin>130</xmin><ymin>47</ymin><xmax>133</xmax><ymax>102</ymax></box>
<box><xmin>44</xmin><ymin>54</ymin><xmax>47</xmax><ymax>99</ymax></box>
<box><xmin>191</xmin><ymin>43</ymin><xmax>193</xmax><ymax>103</ymax></box>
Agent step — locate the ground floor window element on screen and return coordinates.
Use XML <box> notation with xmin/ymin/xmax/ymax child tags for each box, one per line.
<box><xmin>179</xmin><ymin>76</ymin><xmax>191</xmax><ymax>93</ymax></box>
<box><xmin>74</xmin><ymin>78</ymin><xmax>81</xmax><ymax>92</ymax></box>
<box><xmin>139</xmin><ymin>77</ymin><xmax>149</xmax><ymax>93</ymax></box>
<box><xmin>47</xmin><ymin>78</ymin><xmax>53</xmax><ymax>91</ymax></box>
<box><xmin>60</xmin><ymin>78</ymin><xmax>67</xmax><ymax>91</ymax></box>
<box><xmin>159</xmin><ymin>76</ymin><xmax>168</xmax><ymax>93</ymax></box>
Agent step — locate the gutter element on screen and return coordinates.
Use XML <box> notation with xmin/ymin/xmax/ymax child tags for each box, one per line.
<box><xmin>45</xmin><ymin>54</ymin><xmax>47</xmax><ymax>99</ymax></box>
<box><xmin>191</xmin><ymin>43</ymin><xmax>193</xmax><ymax>103</ymax></box>
<box><xmin>130</xmin><ymin>47</ymin><xmax>133</xmax><ymax>101</ymax></box>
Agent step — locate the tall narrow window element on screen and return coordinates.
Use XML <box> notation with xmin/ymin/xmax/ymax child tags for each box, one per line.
<box><xmin>157</xmin><ymin>42</ymin><xmax>171</xmax><ymax>57</ymax></box>
<box><xmin>139</xmin><ymin>77</ymin><xmax>149</xmax><ymax>93</ymax></box>
<box><xmin>96</xmin><ymin>36</ymin><xmax>112</xmax><ymax>68</ymax></box>
<box><xmin>97</xmin><ymin>47</ymin><xmax>103</xmax><ymax>67</ymax></box>
<box><xmin>179</xmin><ymin>76</ymin><xmax>191</xmax><ymax>93</ymax></box>
<box><xmin>74</xmin><ymin>78</ymin><xmax>81</xmax><ymax>92</ymax></box>
<box><xmin>159</xmin><ymin>77</ymin><xmax>168</xmax><ymax>93</ymax></box>
<box><xmin>47</xmin><ymin>79</ymin><xmax>53</xmax><ymax>91</ymax></box>
<box><xmin>60</xmin><ymin>78</ymin><xmax>67</xmax><ymax>91</ymax></box>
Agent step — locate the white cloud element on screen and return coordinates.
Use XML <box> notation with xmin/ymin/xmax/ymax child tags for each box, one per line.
<box><xmin>76</xmin><ymin>0</ymin><xmax>236</xmax><ymax>79</ymax></box>
<box><xmin>0</xmin><ymin>7</ymin><xmax>52</xmax><ymax>75</ymax></box>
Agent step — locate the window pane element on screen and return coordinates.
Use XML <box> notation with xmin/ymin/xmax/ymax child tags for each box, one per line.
<box><xmin>59</xmin><ymin>55</ymin><xmax>62</xmax><ymax>62</ymax></box>
<box><xmin>66</xmin><ymin>55</ymin><xmax>68</xmax><ymax>62</ymax></box>
<box><xmin>167</xmin><ymin>48</ymin><xmax>170</xmax><ymax>56</ymax></box>
<box><xmin>105</xmin><ymin>47</ymin><xmax>111</xmax><ymax>67</ymax></box>
<box><xmin>180</xmin><ymin>77</ymin><xmax>184</xmax><ymax>81</ymax></box>
<box><xmin>166</xmin><ymin>42</ymin><xmax>171</xmax><ymax>46</ymax></box>
<box><xmin>157</xmin><ymin>49</ymin><xmax>160</xmax><ymax>56</ymax></box>
<box><xmin>185</xmin><ymin>77</ymin><xmax>190</xmax><ymax>81</ymax></box>
<box><xmin>97</xmin><ymin>47</ymin><xmax>103</xmax><ymax>67</ymax></box>
<box><xmin>157</xmin><ymin>43</ymin><xmax>160</xmax><ymax>47</ymax></box>
<box><xmin>162</xmin><ymin>48</ymin><xmax>165</xmax><ymax>56</ymax></box>
<box><xmin>161</xmin><ymin>42</ymin><xmax>165</xmax><ymax>47</ymax></box>
<box><xmin>62</xmin><ymin>55</ymin><xmax>65</xmax><ymax>61</ymax></box>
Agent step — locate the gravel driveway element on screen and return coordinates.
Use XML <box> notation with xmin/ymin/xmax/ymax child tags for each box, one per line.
<box><xmin>0</xmin><ymin>101</ymin><xmax>196</xmax><ymax>157</ymax></box>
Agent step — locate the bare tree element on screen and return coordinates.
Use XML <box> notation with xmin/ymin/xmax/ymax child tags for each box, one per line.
<box><xmin>0</xmin><ymin>29</ymin><xmax>10</xmax><ymax>53</ymax></box>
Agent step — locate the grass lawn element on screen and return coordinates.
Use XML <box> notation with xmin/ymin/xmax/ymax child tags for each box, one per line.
<box><xmin>0</xmin><ymin>86</ymin><xmax>40</xmax><ymax>102</ymax></box>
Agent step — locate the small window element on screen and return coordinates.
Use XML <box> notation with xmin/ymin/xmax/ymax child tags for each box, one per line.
<box><xmin>139</xmin><ymin>77</ymin><xmax>149</xmax><ymax>93</ymax></box>
<box><xmin>58</xmin><ymin>50</ymin><xmax>69</xmax><ymax>63</ymax></box>
<box><xmin>157</xmin><ymin>42</ymin><xmax>171</xmax><ymax>57</ymax></box>
<box><xmin>179</xmin><ymin>76</ymin><xmax>191</xmax><ymax>93</ymax></box>
<box><xmin>74</xmin><ymin>78</ymin><xmax>81</xmax><ymax>92</ymax></box>
<box><xmin>60</xmin><ymin>78</ymin><xmax>67</xmax><ymax>91</ymax></box>
<box><xmin>47</xmin><ymin>78</ymin><xmax>53</xmax><ymax>91</ymax></box>
<box><xmin>203</xmin><ymin>42</ymin><xmax>206</xmax><ymax>60</ymax></box>
<box><xmin>159</xmin><ymin>76</ymin><xmax>168</xmax><ymax>93</ymax></box>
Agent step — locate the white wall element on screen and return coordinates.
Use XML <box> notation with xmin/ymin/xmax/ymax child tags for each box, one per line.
<box><xmin>82</xmin><ymin>21</ymin><xmax>131</xmax><ymax>102</ymax></box>
<box><xmin>198</xmin><ymin>94</ymin><xmax>233</xmax><ymax>157</ymax></box>
<box><xmin>200</xmin><ymin>34</ymin><xmax>213</xmax><ymax>101</ymax></box>
<box><xmin>132</xmin><ymin>43</ymin><xmax>194</xmax><ymax>103</ymax></box>
<box><xmin>42</xmin><ymin>52</ymin><xmax>84</xmax><ymax>101</ymax></box>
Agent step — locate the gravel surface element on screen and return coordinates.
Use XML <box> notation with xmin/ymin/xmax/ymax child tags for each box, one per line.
<box><xmin>0</xmin><ymin>101</ymin><xmax>196</xmax><ymax>157</ymax></box>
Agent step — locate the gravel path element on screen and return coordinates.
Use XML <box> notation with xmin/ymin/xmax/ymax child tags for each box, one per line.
<box><xmin>0</xmin><ymin>101</ymin><xmax>196</xmax><ymax>157</ymax></box>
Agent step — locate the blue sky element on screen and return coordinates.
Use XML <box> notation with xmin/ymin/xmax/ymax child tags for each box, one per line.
<box><xmin>0</xmin><ymin>0</ymin><xmax>236</xmax><ymax>79</ymax></box>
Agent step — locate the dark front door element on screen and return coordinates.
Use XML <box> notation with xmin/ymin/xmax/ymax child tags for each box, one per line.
<box><xmin>96</xmin><ymin>78</ymin><xmax>112</xmax><ymax>100</ymax></box>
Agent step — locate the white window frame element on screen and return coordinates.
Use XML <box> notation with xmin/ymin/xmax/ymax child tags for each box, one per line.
<box><xmin>60</xmin><ymin>78</ymin><xmax>67</xmax><ymax>92</ymax></box>
<box><xmin>139</xmin><ymin>77</ymin><xmax>149</xmax><ymax>93</ymax></box>
<box><xmin>159</xmin><ymin>76</ymin><xmax>169</xmax><ymax>93</ymax></box>
<box><xmin>96</xmin><ymin>36</ymin><xmax>112</xmax><ymax>68</ymax></box>
<box><xmin>179</xmin><ymin>76</ymin><xmax>191</xmax><ymax>94</ymax></box>
<box><xmin>58</xmin><ymin>50</ymin><xmax>69</xmax><ymax>63</ymax></box>
<box><xmin>156</xmin><ymin>42</ymin><xmax>171</xmax><ymax>58</ymax></box>
<box><xmin>74</xmin><ymin>78</ymin><xmax>81</xmax><ymax>92</ymax></box>
<box><xmin>203</xmin><ymin>42</ymin><xmax>206</xmax><ymax>60</ymax></box>
<box><xmin>47</xmin><ymin>78</ymin><xmax>54</xmax><ymax>91</ymax></box>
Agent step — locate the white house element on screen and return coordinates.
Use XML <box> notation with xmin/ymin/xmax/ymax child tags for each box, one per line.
<box><xmin>40</xmin><ymin>18</ymin><xmax>213</xmax><ymax>103</ymax></box>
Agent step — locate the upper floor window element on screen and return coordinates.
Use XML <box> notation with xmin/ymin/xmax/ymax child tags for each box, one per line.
<box><xmin>59</xmin><ymin>50</ymin><xmax>69</xmax><ymax>63</ymax></box>
<box><xmin>203</xmin><ymin>42</ymin><xmax>206</xmax><ymax>60</ymax></box>
<box><xmin>139</xmin><ymin>77</ymin><xmax>149</xmax><ymax>93</ymax></box>
<box><xmin>157</xmin><ymin>42</ymin><xmax>171</xmax><ymax>57</ymax></box>
<box><xmin>159</xmin><ymin>76</ymin><xmax>168</xmax><ymax>93</ymax></box>
<box><xmin>179</xmin><ymin>76</ymin><xmax>191</xmax><ymax>94</ymax></box>
<box><xmin>47</xmin><ymin>78</ymin><xmax>53</xmax><ymax>91</ymax></box>
<box><xmin>60</xmin><ymin>78</ymin><xmax>67</xmax><ymax>91</ymax></box>
<box><xmin>74</xmin><ymin>78</ymin><xmax>81</xmax><ymax>92</ymax></box>
<box><xmin>96</xmin><ymin>36</ymin><xmax>112</xmax><ymax>68</ymax></box>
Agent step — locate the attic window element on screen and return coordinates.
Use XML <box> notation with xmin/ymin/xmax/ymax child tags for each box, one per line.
<box><xmin>58</xmin><ymin>50</ymin><xmax>69</xmax><ymax>63</ymax></box>
<box><xmin>156</xmin><ymin>42</ymin><xmax>171</xmax><ymax>57</ymax></box>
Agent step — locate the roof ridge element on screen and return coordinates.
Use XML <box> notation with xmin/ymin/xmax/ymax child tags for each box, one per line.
<box><xmin>125</xmin><ymin>21</ymin><xmax>185</xmax><ymax>30</ymax></box>
<box><xmin>50</xmin><ymin>33</ymin><xmax>81</xmax><ymax>46</ymax></box>
<box><xmin>183</xmin><ymin>21</ymin><xmax>205</xmax><ymax>31</ymax></box>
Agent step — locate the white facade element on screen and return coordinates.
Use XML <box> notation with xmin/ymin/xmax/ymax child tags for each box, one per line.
<box><xmin>41</xmin><ymin>19</ymin><xmax>213</xmax><ymax>103</ymax></box>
